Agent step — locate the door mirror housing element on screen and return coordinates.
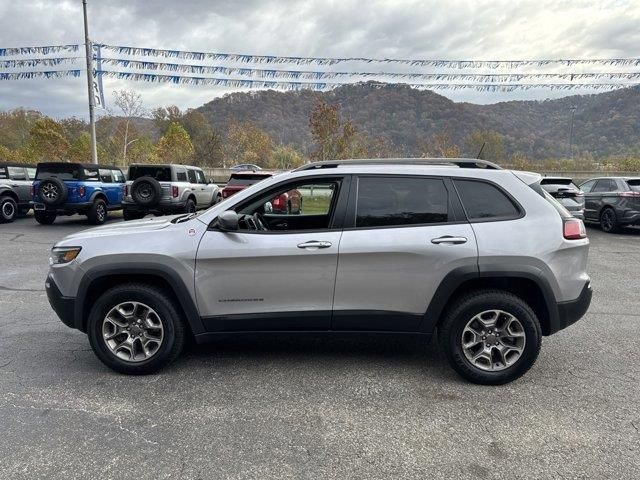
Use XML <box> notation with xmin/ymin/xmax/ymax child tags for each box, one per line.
<box><xmin>217</xmin><ymin>210</ymin><xmax>239</xmax><ymax>231</ymax></box>
<box><xmin>208</xmin><ymin>178</ymin><xmax>214</xmax><ymax>184</ymax></box>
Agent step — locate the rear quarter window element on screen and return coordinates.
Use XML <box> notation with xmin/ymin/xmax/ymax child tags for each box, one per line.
<box><xmin>626</xmin><ymin>180</ymin><xmax>640</xmax><ymax>192</ymax></box>
<box><xmin>454</xmin><ymin>179</ymin><xmax>521</xmax><ymax>221</ymax></box>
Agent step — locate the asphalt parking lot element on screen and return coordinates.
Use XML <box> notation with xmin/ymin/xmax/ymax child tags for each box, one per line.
<box><xmin>0</xmin><ymin>214</ymin><xmax>638</xmax><ymax>480</ymax></box>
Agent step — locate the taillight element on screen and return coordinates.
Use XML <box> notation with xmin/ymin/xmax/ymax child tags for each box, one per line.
<box><xmin>78</xmin><ymin>186</ymin><xmax>86</xmax><ymax>197</ymax></box>
<box><xmin>172</xmin><ymin>186</ymin><xmax>179</xmax><ymax>198</ymax></box>
<box><xmin>620</xmin><ymin>191</ymin><xmax>640</xmax><ymax>197</ymax></box>
<box><xmin>563</xmin><ymin>218</ymin><xmax>586</xmax><ymax>240</ymax></box>
<box><xmin>272</xmin><ymin>195</ymin><xmax>284</xmax><ymax>208</ymax></box>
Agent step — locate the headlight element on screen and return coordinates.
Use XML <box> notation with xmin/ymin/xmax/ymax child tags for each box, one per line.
<box><xmin>50</xmin><ymin>246</ymin><xmax>82</xmax><ymax>265</ymax></box>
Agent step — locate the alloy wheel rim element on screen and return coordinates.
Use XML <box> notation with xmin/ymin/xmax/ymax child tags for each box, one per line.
<box><xmin>42</xmin><ymin>183</ymin><xmax>58</xmax><ymax>199</ymax></box>
<box><xmin>2</xmin><ymin>201</ymin><xmax>15</xmax><ymax>218</ymax></box>
<box><xmin>602</xmin><ymin>211</ymin><xmax>613</xmax><ymax>230</ymax></box>
<box><xmin>97</xmin><ymin>203</ymin><xmax>106</xmax><ymax>221</ymax></box>
<box><xmin>102</xmin><ymin>301</ymin><xmax>164</xmax><ymax>362</ymax></box>
<box><xmin>461</xmin><ymin>309</ymin><xmax>526</xmax><ymax>372</ymax></box>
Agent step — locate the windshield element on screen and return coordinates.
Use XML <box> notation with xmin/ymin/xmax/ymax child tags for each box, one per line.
<box><xmin>129</xmin><ymin>166</ymin><xmax>172</xmax><ymax>181</ymax></box>
<box><xmin>35</xmin><ymin>164</ymin><xmax>80</xmax><ymax>180</ymax></box>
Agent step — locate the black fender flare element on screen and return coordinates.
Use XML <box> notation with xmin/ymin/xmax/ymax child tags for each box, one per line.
<box><xmin>74</xmin><ymin>263</ymin><xmax>204</xmax><ymax>335</ymax></box>
<box><xmin>89</xmin><ymin>190</ymin><xmax>108</xmax><ymax>204</ymax></box>
<box><xmin>0</xmin><ymin>186</ymin><xmax>19</xmax><ymax>201</ymax></box>
<box><xmin>419</xmin><ymin>264</ymin><xmax>560</xmax><ymax>334</ymax></box>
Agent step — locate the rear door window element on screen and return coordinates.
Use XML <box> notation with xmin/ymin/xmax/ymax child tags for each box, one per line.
<box><xmin>176</xmin><ymin>171</ymin><xmax>187</xmax><ymax>182</ymax></box>
<box><xmin>355</xmin><ymin>176</ymin><xmax>449</xmax><ymax>228</ymax></box>
<box><xmin>195</xmin><ymin>170</ymin><xmax>207</xmax><ymax>184</ymax></box>
<box><xmin>26</xmin><ymin>167</ymin><xmax>36</xmax><ymax>180</ymax></box>
<box><xmin>579</xmin><ymin>179</ymin><xmax>596</xmax><ymax>193</ymax></box>
<box><xmin>454</xmin><ymin>179</ymin><xmax>521</xmax><ymax>221</ymax></box>
<box><xmin>84</xmin><ymin>168</ymin><xmax>100</xmax><ymax>182</ymax></box>
<box><xmin>111</xmin><ymin>169</ymin><xmax>125</xmax><ymax>183</ymax></box>
<box><xmin>98</xmin><ymin>169</ymin><xmax>113</xmax><ymax>183</ymax></box>
<box><xmin>7</xmin><ymin>166</ymin><xmax>27</xmax><ymax>180</ymax></box>
<box><xmin>592</xmin><ymin>179</ymin><xmax>617</xmax><ymax>193</ymax></box>
<box><xmin>187</xmin><ymin>170</ymin><xmax>197</xmax><ymax>184</ymax></box>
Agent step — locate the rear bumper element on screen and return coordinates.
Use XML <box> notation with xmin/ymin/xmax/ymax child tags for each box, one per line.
<box><xmin>122</xmin><ymin>200</ymin><xmax>186</xmax><ymax>214</ymax></box>
<box><xmin>551</xmin><ymin>281</ymin><xmax>592</xmax><ymax>334</ymax></box>
<box><xmin>31</xmin><ymin>201</ymin><xmax>120</xmax><ymax>214</ymax></box>
<box><xmin>45</xmin><ymin>274</ymin><xmax>77</xmax><ymax>330</ymax></box>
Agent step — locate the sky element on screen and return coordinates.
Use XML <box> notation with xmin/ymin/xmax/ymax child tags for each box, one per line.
<box><xmin>0</xmin><ymin>0</ymin><xmax>639</xmax><ymax>119</ymax></box>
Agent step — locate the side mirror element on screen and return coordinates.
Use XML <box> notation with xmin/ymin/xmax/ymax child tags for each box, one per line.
<box><xmin>217</xmin><ymin>210</ymin><xmax>239</xmax><ymax>231</ymax></box>
<box><xmin>263</xmin><ymin>201</ymin><xmax>273</xmax><ymax>213</ymax></box>
<box><xmin>208</xmin><ymin>178</ymin><xmax>214</xmax><ymax>184</ymax></box>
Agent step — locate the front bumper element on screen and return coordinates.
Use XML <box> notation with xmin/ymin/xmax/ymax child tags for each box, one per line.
<box><xmin>552</xmin><ymin>281</ymin><xmax>592</xmax><ymax>334</ymax></box>
<box><xmin>45</xmin><ymin>274</ymin><xmax>76</xmax><ymax>329</ymax></box>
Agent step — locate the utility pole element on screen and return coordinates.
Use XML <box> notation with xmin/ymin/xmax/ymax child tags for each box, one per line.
<box><xmin>83</xmin><ymin>0</ymin><xmax>98</xmax><ymax>164</ymax></box>
<box><xmin>568</xmin><ymin>105</ymin><xmax>577</xmax><ymax>159</ymax></box>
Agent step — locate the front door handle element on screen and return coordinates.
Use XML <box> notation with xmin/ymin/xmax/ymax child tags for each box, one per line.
<box><xmin>297</xmin><ymin>240</ymin><xmax>332</xmax><ymax>249</ymax></box>
<box><xmin>431</xmin><ymin>236</ymin><xmax>467</xmax><ymax>245</ymax></box>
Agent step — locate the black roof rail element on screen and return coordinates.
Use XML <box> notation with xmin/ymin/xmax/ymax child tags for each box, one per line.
<box><xmin>294</xmin><ymin>158</ymin><xmax>503</xmax><ymax>171</ymax></box>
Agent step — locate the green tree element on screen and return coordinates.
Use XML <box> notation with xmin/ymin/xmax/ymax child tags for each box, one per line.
<box><xmin>128</xmin><ymin>136</ymin><xmax>156</xmax><ymax>164</ymax></box>
<box><xmin>151</xmin><ymin>105</ymin><xmax>183</xmax><ymax>133</ymax></box>
<box><xmin>68</xmin><ymin>132</ymin><xmax>92</xmax><ymax>163</ymax></box>
<box><xmin>155</xmin><ymin>122</ymin><xmax>194</xmax><ymax>164</ymax></box>
<box><xmin>270</xmin><ymin>145</ymin><xmax>304</xmax><ymax>169</ymax></box>
<box><xmin>464</xmin><ymin>130</ymin><xmax>505</xmax><ymax>162</ymax></box>
<box><xmin>28</xmin><ymin>117</ymin><xmax>69</xmax><ymax>161</ymax></box>
<box><xmin>181</xmin><ymin>110</ymin><xmax>224</xmax><ymax>167</ymax></box>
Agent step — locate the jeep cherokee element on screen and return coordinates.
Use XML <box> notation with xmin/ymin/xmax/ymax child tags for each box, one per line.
<box><xmin>45</xmin><ymin>159</ymin><xmax>592</xmax><ymax>384</ymax></box>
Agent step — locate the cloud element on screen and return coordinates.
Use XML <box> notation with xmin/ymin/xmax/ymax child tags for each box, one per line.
<box><xmin>0</xmin><ymin>0</ymin><xmax>638</xmax><ymax>117</ymax></box>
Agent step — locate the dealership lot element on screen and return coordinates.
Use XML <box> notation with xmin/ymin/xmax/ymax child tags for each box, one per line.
<box><xmin>0</xmin><ymin>215</ymin><xmax>638</xmax><ymax>479</ymax></box>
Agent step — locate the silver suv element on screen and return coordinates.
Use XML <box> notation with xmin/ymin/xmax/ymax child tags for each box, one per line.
<box><xmin>122</xmin><ymin>164</ymin><xmax>220</xmax><ymax>220</ymax></box>
<box><xmin>45</xmin><ymin>159</ymin><xmax>592</xmax><ymax>384</ymax></box>
<box><xmin>0</xmin><ymin>163</ymin><xmax>36</xmax><ymax>223</ymax></box>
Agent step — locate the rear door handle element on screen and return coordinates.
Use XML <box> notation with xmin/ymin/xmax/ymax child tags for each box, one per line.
<box><xmin>297</xmin><ymin>240</ymin><xmax>332</xmax><ymax>249</ymax></box>
<box><xmin>431</xmin><ymin>236</ymin><xmax>467</xmax><ymax>245</ymax></box>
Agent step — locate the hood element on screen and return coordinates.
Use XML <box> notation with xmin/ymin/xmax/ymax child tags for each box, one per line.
<box><xmin>60</xmin><ymin>214</ymin><xmax>181</xmax><ymax>241</ymax></box>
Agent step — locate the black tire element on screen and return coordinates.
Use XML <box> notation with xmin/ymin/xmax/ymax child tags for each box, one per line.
<box><xmin>39</xmin><ymin>178</ymin><xmax>67</xmax><ymax>206</ymax></box>
<box><xmin>438</xmin><ymin>289</ymin><xmax>542</xmax><ymax>385</ymax></box>
<box><xmin>87</xmin><ymin>283</ymin><xmax>186</xmax><ymax>375</ymax></box>
<box><xmin>34</xmin><ymin>210</ymin><xmax>56</xmax><ymax>225</ymax></box>
<box><xmin>131</xmin><ymin>177</ymin><xmax>162</xmax><ymax>207</ymax></box>
<box><xmin>599</xmin><ymin>207</ymin><xmax>620</xmax><ymax>233</ymax></box>
<box><xmin>87</xmin><ymin>198</ymin><xmax>107</xmax><ymax>225</ymax></box>
<box><xmin>123</xmin><ymin>209</ymin><xmax>145</xmax><ymax>221</ymax></box>
<box><xmin>0</xmin><ymin>196</ymin><xmax>18</xmax><ymax>223</ymax></box>
<box><xmin>184</xmin><ymin>198</ymin><xmax>196</xmax><ymax>214</ymax></box>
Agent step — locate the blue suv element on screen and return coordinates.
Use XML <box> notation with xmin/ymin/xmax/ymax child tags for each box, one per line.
<box><xmin>31</xmin><ymin>162</ymin><xmax>126</xmax><ymax>225</ymax></box>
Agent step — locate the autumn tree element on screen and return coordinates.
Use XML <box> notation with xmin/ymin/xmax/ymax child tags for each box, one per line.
<box><xmin>181</xmin><ymin>110</ymin><xmax>224</xmax><ymax>167</ymax></box>
<box><xmin>111</xmin><ymin>89</ymin><xmax>145</xmax><ymax>165</ymax></box>
<box><xmin>151</xmin><ymin>105</ymin><xmax>183</xmax><ymax>133</ymax></box>
<box><xmin>128</xmin><ymin>136</ymin><xmax>156</xmax><ymax>164</ymax></box>
<box><xmin>0</xmin><ymin>108</ymin><xmax>42</xmax><ymax>151</ymax></box>
<box><xmin>68</xmin><ymin>132</ymin><xmax>92</xmax><ymax>163</ymax></box>
<box><xmin>419</xmin><ymin>131</ymin><xmax>461</xmax><ymax>158</ymax></box>
<box><xmin>224</xmin><ymin>121</ymin><xmax>273</xmax><ymax>167</ymax></box>
<box><xmin>28</xmin><ymin>117</ymin><xmax>69</xmax><ymax>161</ymax></box>
<box><xmin>155</xmin><ymin>122</ymin><xmax>194</xmax><ymax>164</ymax></box>
<box><xmin>270</xmin><ymin>145</ymin><xmax>304</xmax><ymax>169</ymax></box>
<box><xmin>309</xmin><ymin>100</ymin><xmax>369</xmax><ymax>160</ymax></box>
<box><xmin>464</xmin><ymin>129</ymin><xmax>505</xmax><ymax>162</ymax></box>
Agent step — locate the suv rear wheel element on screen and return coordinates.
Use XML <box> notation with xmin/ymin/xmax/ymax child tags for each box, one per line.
<box><xmin>87</xmin><ymin>283</ymin><xmax>186</xmax><ymax>374</ymax></box>
<box><xmin>184</xmin><ymin>198</ymin><xmax>196</xmax><ymax>214</ymax></box>
<box><xmin>87</xmin><ymin>198</ymin><xmax>107</xmax><ymax>225</ymax></box>
<box><xmin>34</xmin><ymin>210</ymin><xmax>56</xmax><ymax>225</ymax></box>
<box><xmin>0</xmin><ymin>196</ymin><xmax>17</xmax><ymax>223</ymax></box>
<box><xmin>438</xmin><ymin>290</ymin><xmax>542</xmax><ymax>385</ymax></box>
<box><xmin>599</xmin><ymin>207</ymin><xmax>620</xmax><ymax>233</ymax></box>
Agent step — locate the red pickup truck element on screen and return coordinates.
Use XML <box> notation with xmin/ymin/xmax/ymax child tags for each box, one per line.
<box><xmin>221</xmin><ymin>171</ymin><xmax>301</xmax><ymax>214</ymax></box>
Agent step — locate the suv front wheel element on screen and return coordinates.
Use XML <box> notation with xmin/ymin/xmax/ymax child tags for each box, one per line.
<box><xmin>87</xmin><ymin>284</ymin><xmax>186</xmax><ymax>374</ymax></box>
<box><xmin>438</xmin><ymin>290</ymin><xmax>542</xmax><ymax>385</ymax></box>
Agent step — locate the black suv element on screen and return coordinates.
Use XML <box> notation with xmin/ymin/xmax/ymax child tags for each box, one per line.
<box><xmin>579</xmin><ymin>177</ymin><xmax>640</xmax><ymax>232</ymax></box>
<box><xmin>0</xmin><ymin>163</ymin><xmax>36</xmax><ymax>223</ymax></box>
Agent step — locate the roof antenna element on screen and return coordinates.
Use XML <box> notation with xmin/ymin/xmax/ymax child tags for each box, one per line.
<box><xmin>476</xmin><ymin>142</ymin><xmax>486</xmax><ymax>159</ymax></box>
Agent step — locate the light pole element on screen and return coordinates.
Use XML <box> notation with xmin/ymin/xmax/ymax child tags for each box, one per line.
<box><xmin>83</xmin><ymin>0</ymin><xmax>98</xmax><ymax>164</ymax></box>
<box><xmin>569</xmin><ymin>105</ymin><xmax>577</xmax><ymax>159</ymax></box>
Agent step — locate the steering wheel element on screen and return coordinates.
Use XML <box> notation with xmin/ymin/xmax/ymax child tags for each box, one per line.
<box><xmin>253</xmin><ymin>212</ymin><xmax>267</xmax><ymax>231</ymax></box>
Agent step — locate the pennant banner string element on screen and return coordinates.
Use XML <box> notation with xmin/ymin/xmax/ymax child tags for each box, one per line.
<box><xmin>0</xmin><ymin>57</ymin><xmax>83</xmax><ymax>68</ymax></box>
<box><xmin>0</xmin><ymin>44</ymin><xmax>80</xmax><ymax>56</ymax></box>
<box><xmin>0</xmin><ymin>70</ymin><xmax>82</xmax><ymax>80</ymax></box>
<box><xmin>97</xmin><ymin>43</ymin><xmax>640</xmax><ymax>69</ymax></box>
<box><xmin>97</xmin><ymin>57</ymin><xmax>640</xmax><ymax>82</ymax></box>
<box><xmin>94</xmin><ymin>69</ymin><xmax>640</xmax><ymax>92</ymax></box>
